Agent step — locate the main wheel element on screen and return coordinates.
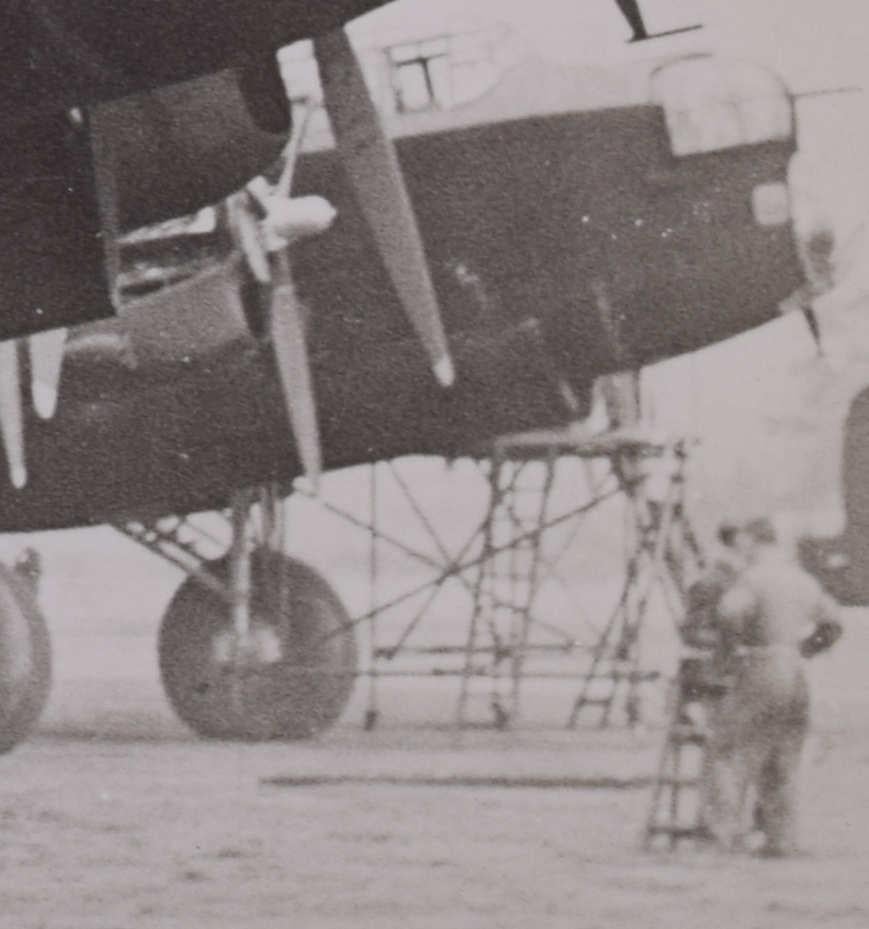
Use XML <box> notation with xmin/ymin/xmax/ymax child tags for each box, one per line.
<box><xmin>158</xmin><ymin>550</ymin><xmax>357</xmax><ymax>740</ymax></box>
<box><xmin>0</xmin><ymin>566</ymin><xmax>52</xmax><ymax>753</ymax></box>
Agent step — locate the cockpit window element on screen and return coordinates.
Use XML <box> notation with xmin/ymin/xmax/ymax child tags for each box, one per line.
<box><xmin>278</xmin><ymin>27</ymin><xmax>512</xmax><ymax>131</ymax></box>
<box><xmin>387</xmin><ymin>37</ymin><xmax>450</xmax><ymax>112</ymax></box>
<box><xmin>385</xmin><ymin>29</ymin><xmax>506</xmax><ymax>113</ymax></box>
<box><xmin>650</xmin><ymin>56</ymin><xmax>793</xmax><ymax>156</ymax></box>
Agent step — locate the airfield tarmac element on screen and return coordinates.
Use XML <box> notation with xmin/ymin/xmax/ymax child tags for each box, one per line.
<box><xmin>5</xmin><ymin>296</ymin><xmax>869</xmax><ymax>928</ymax></box>
<box><xmin>0</xmin><ymin>621</ymin><xmax>866</xmax><ymax>929</ymax></box>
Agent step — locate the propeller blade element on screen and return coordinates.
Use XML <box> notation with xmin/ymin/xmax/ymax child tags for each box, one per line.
<box><xmin>229</xmin><ymin>184</ymin><xmax>328</xmax><ymax>490</ymax></box>
<box><xmin>28</xmin><ymin>327</ymin><xmax>68</xmax><ymax>419</ymax></box>
<box><xmin>314</xmin><ymin>29</ymin><xmax>454</xmax><ymax>387</ymax></box>
<box><xmin>226</xmin><ymin>192</ymin><xmax>271</xmax><ymax>284</ymax></box>
<box><xmin>0</xmin><ymin>342</ymin><xmax>26</xmax><ymax>488</ymax></box>
<box><xmin>88</xmin><ymin>104</ymin><xmax>122</xmax><ymax>310</ymax></box>
<box><xmin>270</xmin><ymin>255</ymin><xmax>322</xmax><ymax>489</ymax></box>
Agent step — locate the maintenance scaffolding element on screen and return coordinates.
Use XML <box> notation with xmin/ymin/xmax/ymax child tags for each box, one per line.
<box><xmin>290</xmin><ymin>424</ymin><xmax>705</xmax><ymax>730</ymax></box>
<box><xmin>111</xmin><ymin>421</ymin><xmax>705</xmax><ymax>736</ymax></box>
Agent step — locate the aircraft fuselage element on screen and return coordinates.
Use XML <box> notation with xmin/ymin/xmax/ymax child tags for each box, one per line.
<box><xmin>0</xmin><ymin>71</ymin><xmax>803</xmax><ymax>531</ymax></box>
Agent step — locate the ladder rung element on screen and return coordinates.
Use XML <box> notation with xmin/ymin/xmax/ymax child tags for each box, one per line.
<box><xmin>656</xmin><ymin>777</ymin><xmax>699</xmax><ymax>788</ymax></box>
<box><xmin>646</xmin><ymin>825</ymin><xmax>705</xmax><ymax>839</ymax></box>
<box><xmin>670</xmin><ymin>727</ymin><xmax>706</xmax><ymax>745</ymax></box>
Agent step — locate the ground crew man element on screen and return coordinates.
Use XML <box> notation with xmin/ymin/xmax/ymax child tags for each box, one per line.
<box><xmin>709</xmin><ymin>517</ymin><xmax>842</xmax><ymax>856</ymax></box>
<box><xmin>679</xmin><ymin>522</ymin><xmax>750</xmax><ymax>839</ymax></box>
<box><xmin>681</xmin><ymin>522</ymin><xmax>747</xmax><ymax>663</ymax></box>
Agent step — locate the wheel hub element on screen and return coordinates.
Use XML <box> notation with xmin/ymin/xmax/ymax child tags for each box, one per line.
<box><xmin>212</xmin><ymin>622</ymin><xmax>283</xmax><ymax>667</ymax></box>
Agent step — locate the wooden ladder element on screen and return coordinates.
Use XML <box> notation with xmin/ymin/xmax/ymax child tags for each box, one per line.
<box><xmin>643</xmin><ymin>658</ymin><xmax>710</xmax><ymax>849</ymax></box>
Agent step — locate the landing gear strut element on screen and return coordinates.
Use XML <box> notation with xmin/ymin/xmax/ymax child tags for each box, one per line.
<box><xmin>119</xmin><ymin>486</ymin><xmax>357</xmax><ymax>740</ymax></box>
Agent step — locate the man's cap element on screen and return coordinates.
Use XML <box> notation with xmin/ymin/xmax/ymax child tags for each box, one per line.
<box><xmin>717</xmin><ymin>521</ymin><xmax>740</xmax><ymax>546</ymax></box>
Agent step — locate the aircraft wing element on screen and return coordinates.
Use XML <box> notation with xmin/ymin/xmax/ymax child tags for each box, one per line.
<box><xmin>0</xmin><ymin>4</ymin><xmax>454</xmax><ymax>489</ymax></box>
<box><xmin>0</xmin><ymin>1</ymin><xmax>396</xmax><ymax>344</ymax></box>
<box><xmin>0</xmin><ymin>1</ymin><xmax>393</xmax><ymax>125</ymax></box>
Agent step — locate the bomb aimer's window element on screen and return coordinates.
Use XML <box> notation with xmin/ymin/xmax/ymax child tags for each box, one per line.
<box><xmin>650</xmin><ymin>56</ymin><xmax>793</xmax><ymax>156</ymax></box>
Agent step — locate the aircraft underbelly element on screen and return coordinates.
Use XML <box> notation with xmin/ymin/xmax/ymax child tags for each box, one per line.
<box><xmin>0</xmin><ymin>321</ymin><xmax>582</xmax><ymax>531</ymax></box>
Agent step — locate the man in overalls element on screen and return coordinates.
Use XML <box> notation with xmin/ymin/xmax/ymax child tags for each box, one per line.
<box><xmin>710</xmin><ymin>517</ymin><xmax>842</xmax><ymax>856</ymax></box>
<box><xmin>681</xmin><ymin>522</ymin><xmax>747</xmax><ymax>660</ymax></box>
<box><xmin>679</xmin><ymin>522</ymin><xmax>750</xmax><ymax>840</ymax></box>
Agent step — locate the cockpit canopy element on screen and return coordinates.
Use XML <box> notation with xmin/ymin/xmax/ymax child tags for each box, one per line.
<box><xmin>278</xmin><ymin>25</ymin><xmax>521</xmax><ymax>148</ymax></box>
<box><xmin>381</xmin><ymin>28</ymin><xmax>517</xmax><ymax>113</ymax></box>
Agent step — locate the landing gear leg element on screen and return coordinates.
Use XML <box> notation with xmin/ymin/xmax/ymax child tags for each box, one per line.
<box><xmin>228</xmin><ymin>487</ymin><xmax>254</xmax><ymax>656</ymax></box>
<box><xmin>155</xmin><ymin>486</ymin><xmax>358</xmax><ymax>741</ymax></box>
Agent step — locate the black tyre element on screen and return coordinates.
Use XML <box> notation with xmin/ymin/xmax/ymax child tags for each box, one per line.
<box><xmin>0</xmin><ymin>566</ymin><xmax>52</xmax><ymax>753</ymax></box>
<box><xmin>158</xmin><ymin>551</ymin><xmax>357</xmax><ymax>740</ymax></box>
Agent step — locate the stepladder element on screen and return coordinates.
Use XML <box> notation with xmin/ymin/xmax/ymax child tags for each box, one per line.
<box><xmin>569</xmin><ymin>439</ymin><xmax>703</xmax><ymax>730</ymax></box>
<box><xmin>456</xmin><ymin>451</ymin><xmax>557</xmax><ymax>729</ymax></box>
<box><xmin>643</xmin><ymin>652</ymin><xmax>725</xmax><ymax>849</ymax></box>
